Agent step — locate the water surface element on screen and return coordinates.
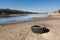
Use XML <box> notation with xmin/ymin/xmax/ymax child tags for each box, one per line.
<box><xmin>0</xmin><ymin>14</ymin><xmax>48</xmax><ymax>24</ymax></box>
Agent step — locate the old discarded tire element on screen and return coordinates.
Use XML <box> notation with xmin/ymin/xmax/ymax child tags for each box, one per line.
<box><xmin>31</xmin><ymin>25</ymin><xmax>49</xmax><ymax>34</ymax></box>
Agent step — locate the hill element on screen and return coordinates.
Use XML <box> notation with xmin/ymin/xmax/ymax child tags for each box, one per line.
<box><xmin>0</xmin><ymin>9</ymin><xmax>39</xmax><ymax>17</ymax></box>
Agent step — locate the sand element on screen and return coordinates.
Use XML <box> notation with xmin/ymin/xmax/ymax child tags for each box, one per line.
<box><xmin>0</xmin><ymin>17</ymin><xmax>60</xmax><ymax>40</ymax></box>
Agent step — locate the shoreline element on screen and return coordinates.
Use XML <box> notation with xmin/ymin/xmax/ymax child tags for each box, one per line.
<box><xmin>0</xmin><ymin>16</ymin><xmax>60</xmax><ymax>25</ymax></box>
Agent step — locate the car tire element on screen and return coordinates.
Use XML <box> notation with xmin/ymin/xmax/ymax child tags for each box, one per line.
<box><xmin>31</xmin><ymin>25</ymin><xmax>49</xmax><ymax>34</ymax></box>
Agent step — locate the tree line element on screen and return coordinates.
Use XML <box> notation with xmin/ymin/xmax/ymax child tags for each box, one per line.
<box><xmin>0</xmin><ymin>9</ymin><xmax>38</xmax><ymax>15</ymax></box>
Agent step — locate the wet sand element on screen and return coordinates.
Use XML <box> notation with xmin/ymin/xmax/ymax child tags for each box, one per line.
<box><xmin>0</xmin><ymin>17</ymin><xmax>60</xmax><ymax>40</ymax></box>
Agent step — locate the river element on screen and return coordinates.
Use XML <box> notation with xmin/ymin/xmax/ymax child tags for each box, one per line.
<box><xmin>0</xmin><ymin>14</ymin><xmax>48</xmax><ymax>24</ymax></box>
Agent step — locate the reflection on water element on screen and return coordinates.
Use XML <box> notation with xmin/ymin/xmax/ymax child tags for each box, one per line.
<box><xmin>0</xmin><ymin>14</ymin><xmax>48</xmax><ymax>24</ymax></box>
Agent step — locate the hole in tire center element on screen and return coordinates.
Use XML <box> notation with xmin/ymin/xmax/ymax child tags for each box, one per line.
<box><xmin>33</xmin><ymin>25</ymin><xmax>41</xmax><ymax>27</ymax></box>
<box><xmin>31</xmin><ymin>25</ymin><xmax>50</xmax><ymax>34</ymax></box>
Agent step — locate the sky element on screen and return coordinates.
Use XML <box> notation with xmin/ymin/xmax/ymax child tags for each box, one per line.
<box><xmin>0</xmin><ymin>0</ymin><xmax>60</xmax><ymax>12</ymax></box>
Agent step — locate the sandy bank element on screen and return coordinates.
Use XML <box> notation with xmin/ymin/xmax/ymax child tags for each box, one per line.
<box><xmin>0</xmin><ymin>17</ymin><xmax>60</xmax><ymax>40</ymax></box>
